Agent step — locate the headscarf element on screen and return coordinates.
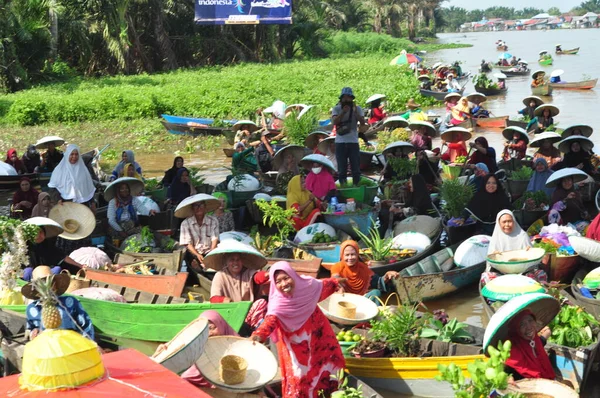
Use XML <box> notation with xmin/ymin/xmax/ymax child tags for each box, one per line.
<box><xmin>12</xmin><ymin>177</ymin><xmax>39</xmax><ymax>218</ymax></box>
<box><xmin>123</xmin><ymin>162</ymin><xmax>142</xmax><ymax>180</ymax></box>
<box><xmin>466</xmin><ymin>174</ymin><xmax>511</xmax><ymax>224</ymax></box>
<box><xmin>113</xmin><ymin>150</ymin><xmax>140</xmax><ymax>177</ymax></box>
<box><xmin>6</xmin><ymin>149</ymin><xmax>25</xmax><ymax>172</ymax></box>
<box><xmin>168</xmin><ymin>167</ymin><xmax>191</xmax><ymax>205</ymax></box>
<box><xmin>114</xmin><ymin>182</ymin><xmax>137</xmax><ymax>224</ymax></box>
<box><xmin>587</xmin><ymin>213</ymin><xmax>600</xmax><ymax>240</ymax></box>
<box><xmin>451</xmin><ymin>97</ymin><xmax>470</xmax><ymax>121</ymax></box>
<box><xmin>331</xmin><ymin>241</ymin><xmax>373</xmax><ymax>296</ymax></box>
<box><xmin>48</xmin><ymin>144</ymin><xmax>96</xmax><ymax>203</ymax></box>
<box><xmin>305</xmin><ymin>168</ymin><xmax>336</xmax><ymax>200</ymax></box>
<box><xmin>505</xmin><ymin>310</ymin><xmax>556</xmax><ymax>380</ymax></box>
<box><xmin>488</xmin><ymin>209</ymin><xmax>532</xmax><ymax>254</ymax></box>
<box><xmin>407</xmin><ymin>174</ymin><xmax>434</xmax><ymax>215</ymax></box>
<box><xmin>31</xmin><ymin>192</ymin><xmax>51</xmax><ymax>217</ymax></box>
<box><xmin>162</xmin><ymin>156</ymin><xmax>184</xmax><ymax>187</ymax></box>
<box><xmin>266</xmin><ymin>261</ymin><xmax>323</xmax><ymax>336</ymax></box>
<box><xmin>286</xmin><ymin>175</ymin><xmax>314</xmax><ymax>218</ymax></box>
<box><xmin>551</xmin><ymin>177</ymin><xmax>584</xmax><ymax>224</ymax></box>
<box><xmin>468</xmin><ymin>137</ymin><xmax>497</xmax><ymax>173</ymax></box>
<box><xmin>526</xmin><ymin>158</ymin><xmax>554</xmax><ymax>198</ymax></box>
<box><xmin>201</xmin><ymin>310</ymin><xmax>239</xmax><ymax>337</ymax></box>
<box><xmin>563</xmin><ymin>143</ymin><xmax>593</xmax><ymax>173</ymax></box>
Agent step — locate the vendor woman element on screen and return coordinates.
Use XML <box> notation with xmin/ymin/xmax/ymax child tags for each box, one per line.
<box><xmin>487</xmin><ymin>210</ymin><xmax>532</xmax><ymax>255</ymax></box>
<box><xmin>331</xmin><ymin>240</ymin><xmax>399</xmax><ymax>300</ymax></box>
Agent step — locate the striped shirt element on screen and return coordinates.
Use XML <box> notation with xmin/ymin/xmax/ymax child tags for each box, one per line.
<box><xmin>179</xmin><ymin>215</ymin><xmax>219</xmax><ymax>254</ymax></box>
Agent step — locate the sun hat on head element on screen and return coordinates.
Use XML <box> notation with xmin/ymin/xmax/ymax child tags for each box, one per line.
<box><xmin>408</xmin><ymin>121</ymin><xmax>436</xmax><ymax>137</ymax></box>
<box><xmin>25</xmin><ymin>217</ymin><xmax>64</xmax><ymax>239</ymax></box>
<box><xmin>545</xmin><ymin>167</ymin><xmax>589</xmax><ymax>188</ymax></box>
<box><xmin>502</xmin><ymin>126</ymin><xmax>529</xmax><ymax>144</ymax></box>
<box><xmin>103</xmin><ymin>177</ymin><xmax>144</xmax><ymax>202</ymax></box>
<box><xmin>558</xmin><ymin>136</ymin><xmax>594</xmax><ymax>154</ymax></box>
<box><xmin>202</xmin><ymin>240</ymin><xmax>266</xmax><ymax>271</ymax></box>
<box><xmin>174</xmin><ymin>193</ymin><xmax>220</xmax><ymax>219</ymax></box>
<box><xmin>467</xmin><ymin>92</ymin><xmax>487</xmax><ymax>105</ymax></box>
<box><xmin>232</xmin><ymin>120</ymin><xmax>259</xmax><ymax>133</ymax></box>
<box><xmin>522</xmin><ymin>96</ymin><xmax>544</xmax><ymax>108</ymax></box>
<box><xmin>300</xmin><ymin>153</ymin><xmax>336</xmax><ymax>174</ymax></box>
<box><xmin>21</xmin><ymin>267</ymin><xmax>71</xmax><ymax>300</ymax></box>
<box><xmin>382</xmin><ymin>142</ymin><xmax>415</xmax><ymax>158</ymax></box>
<box><xmin>550</xmin><ymin>69</ymin><xmax>564</xmax><ymax>78</ymax></box>
<box><xmin>272</xmin><ymin>145</ymin><xmax>305</xmax><ymax>171</ymax></box>
<box><xmin>48</xmin><ymin>202</ymin><xmax>95</xmax><ymax>240</ymax></box>
<box><xmin>529</xmin><ymin>131</ymin><xmax>562</xmax><ymax>148</ymax></box>
<box><xmin>366</xmin><ymin>94</ymin><xmax>386</xmax><ymax>104</ymax></box>
<box><xmin>339</xmin><ymin>87</ymin><xmax>355</xmax><ymax>99</ymax></box>
<box><xmin>447</xmin><ymin>72</ymin><xmax>455</xmax><ymax>78</ymax></box>
<box><xmin>304</xmin><ymin>131</ymin><xmax>329</xmax><ymax>150</ymax></box>
<box><xmin>562</xmin><ymin>124</ymin><xmax>593</xmax><ymax>138</ymax></box>
<box><xmin>317</xmin><ymin>136</ymin><xmax>335</xmax><ymax>155</ymax></box>
<box><xmin>234</xmin><ymin>142</ymin><xmax>246</xmax><ymax>150</ymax></box>
<box><xmin>264</xmin><ymin>100</ymin><xmax>286</xmax><ymax>119</ymax></box>
<box><xmin>35</xmin><ymin>136</ymin><xmax>65</xmax><ymax>150</ymax></box>
<box><xmin>534</xmin><ymin>104</ymin><xmax>559</xmax><ymax>118</ymax></box>
<box><xmin>531</xmin><ymin>70</ymin><xmax>546</xmax><ymax>80</ymax></box>
<box><xmin>441</xmin><ymin>127</ymin><xmax>472</xmax><ymax>143</ymax></box>
<box><xmin>444</xmin><ymin>92</ymin><xmax>462</xmax><ymax>102</ymax></box>
<box><xmin>382</xmin><ymin>116</ymin><xmax>409</xmax><ymax>129</ymax></box>
<box><xmin>418</xmin><ymin>75</ymin><xmax>431</xmax><ymax>81</ymax></box>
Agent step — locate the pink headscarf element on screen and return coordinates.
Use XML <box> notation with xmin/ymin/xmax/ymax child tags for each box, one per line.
<box><xmin>305</xmin><ymin>169</ymin><xmax>336</xmax><ymax>199</ymax></box>
<box><xmin>201</xmin><ymin>310</ymin><xmax>239</xmax><ymax>337</ymax></box>
<box><xmin>267</xmin><ymin>261</ymin><xmax>323</xmax><ymax>334</ymax></box>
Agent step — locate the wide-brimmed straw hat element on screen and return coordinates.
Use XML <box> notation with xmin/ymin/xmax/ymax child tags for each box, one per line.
<box><xmin>35</xmin><ymin>136</ymin><xmax>65</xmax><ymax>150</ymax></box>
<box><xmin>522</xmin><ymin>96</ymin><xmax>544</xmax><ymax>108</ymax></box>
<box><xmin>558</xmin><ymin>136</ymin><xmax>594</xmax><ymax>154</ymax></box>
<box><xmin>232</xmin><ymin>120</ymin><xmax>259</xmax><ymax>133</ymax></box>
<box><xmin>444</xmin><ymin>92</ymin><xmax>462</xmax><ymax>102</ymax></box>
<box><xmin>502</xmin><ymin>126</ymin><xmax>529</xmax><ymax>144</ymax></box>
<box><xmin>418</xmin><ymin>75</ymin><xmax>431</xmax><ymax>81</ymax></box>
<box><xmin>202</xmin><ymin>240</ymin><xmax>266</xmax><ymax>271</ymax></box>
<box><xmin>48</xmin><ymin>203</ymin><xmax>95</xmax><ymax>240</ymax></box>
<box><xmin>562</xmin><ymin>124</ymin><xmax>593</xmax><ymax>138</ymax></box>
<box><xmin>382</xmin><ymin>115</ymin><xmax>409</xmax><ymax>129</ymax></box>
<box><xmin>272</xmin><ymin>145</ymin><xmax>305</xmax><ymax>171</ymax></box>
<box><xmin>529</xmin><ymin>131</ymin><xmax>562</xmax><ymax>148</ymax></box>
<box><xmin>304</xmin><ymin>131</ymin><xmax>329</xmax><ymax>150</ymax></box>
<box><xmin>103</xmin><ymin>177</ymin><xmax>145</xmax><ymax>201</ymax></box>
<box><xmin>518</xmin><ymin>60</ymin><xmax>528</xmax><ymax>65</ymax></box>
<box><xmin>174</xmin><ymin>194</ymin><xmax>220</xmax><ymax>219</ymax></box>
<box><xmin>467</xmin><ymin>92</ymin><xmax>487</xmax><ymax>105</ymax></box>
<box><xmin>317</xmin><ymin>293</ymin><xmax>379</xmax><ymax>326</ymax></box>
<box><xmin>285</xmin><ymin>104</ymin><xmax>308</xmax><ymax>115</ymax></box>
<box><xmin>531</xmin><ymin>70</ymin><xmax>546</xmax><ymax>80</ymax></box>
<box><xmin>25</xmin><ymin>217</ymin><xmax>64</xmax><ymax>239</ymax></box>
<box><xmin>300</xmin><ymin>153</ymin><xmax>336</xmax><ymax>173</ymax></box>
<box><xmin>545</xmin><ymin>167</ymin><xmax>590</xmax><ymax>188</ymax></box>
<box><xmin>483</xmin><ymin>293</ymin><xmax>559</xmax><ymax>353</ymax></box>
<box><xmin>21</xmin><ymin>267</ymin><xmax>71</xmax><ymax>300</ymax></box>
<box><xmin>539</xmin><ymin>50</ymin><xmax>548</xmax><ymax>55</ymax></box>
<box><xmin>317</xmin><ymin>136</ymin><xmax>335</xmax><ymax>155</ymax></box>
<box><xmin>366</xmin><ymin>94</ymin><xmax>386</xmax><ymax>104</ymax></box>
<box><xmin>441</xmin><ymin>127</ymin><xmax>472</xmax><ymax>143</ymax></box>
<box><xmin>534</xmin><ymin>104</ymin><xmax>559</xmax><ymax>117</ymax></box>
<box><xmin>494</xmin><ymin>73</ymin><xmax>507</xmax><ymax>79</ymax></box>
<box><xmin>550</xmin><ymin>69</ymin><xmax>564</xmax><ymax>78</ymax></box>
<box><xmin>406</xmin><ymin>98</ymin><xmax>421</xmax><ymax>109</ymax></box>
<box><xmin>196</xmin><ymin>336</ymin><xmax>278</xmax><ymax>393</ymax></box>
<box><xmin>382</xmin><ymin>141</ymin><xmax>415</xmax><ymax>157</ymax></box>
<box><xmin>408</xmin><ymin>121</ymin><xmax>436</xmax><ymax>137</ymax></box>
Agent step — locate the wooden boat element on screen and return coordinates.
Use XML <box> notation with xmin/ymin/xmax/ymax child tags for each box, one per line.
<box><xmin>394</xmin><ymin>244</ymin><xmax>486</xmax><ymax>302</ymax></box>
<box><xmin>223</xmin><ymin>147</ymin><xmax>235</xmax><ymax>157</ymax></box>
<box><xmin>0</xmin><ymin>309</ymin><xmax>27</xmax><ymax>375</ymax></box>
<box><xmin>538</xmin><ymin>58</ymin><xmax>553</xmax><ymax>66</ymax></box>
<box><xmin>571</xmin><ymin>270</ymin><xmax>600</xmax><ymax>320</ymax></box>
<box><xmin>106</xmin><ymin>246</ymin><xmax>186</xmax><ymax>275</ymax></box>
<box><xmin>161</xmin><ymin>114</ymin><xmax>237</xmax><ymax>126</ymax></box>
<box><xmin>491</xmin><ymin>64</ymin><xmax>513</xmax><ymax>71</ymax></box>
<box><xmin>506</xmin><ymin>119</ymin><xmax>528</xmax><ymax>129</ymax></box>
<box><xmin>480</xmin><ymin>282</ymin><xmax>598</xmax><ymax>392</ymax></box>
<box><xmin>0</xmin><ymin>173</ymin><xmax>49</xmax><ymax>191</ymax></box>
<box><xmin>161</xmin><ymin>120</ymin><xmax>233</xmax><ymax>137</ymax></box>
<box><xmin>556</xmin><ymin>47</ymin><xmax>579</xmax><ymax>55</ymax></box>
<box><xmin>345</xmin><ymin>326</ymin><xmax>485</xmax><ymax>397</ymax></box>
<box><xmin>531</xmin><ymin>84</ymin><xmax>553</xmax><ymax>96</ymax></box>
<box><xmin>550</xmin><ymin>78</ymin><xmax>598</xmax><ymax>90</ymax></box>
<box><xmin>322</xmin><ymin>206</ymin><xmax>378</xmax><ymax>239</ymax></box>
<box><xmin>503</xmin><ymin>69</ymin><xmax>530</xmax><ymax>77</ymax></box>
<box><xmin>419</xmin><ymin>88</ymin><xmax>465</xmax><ymax>101</ymax></box>
<box><xmin>474</xmin><ymin>86</ymin><xmax>507</xmax><ymax>96</ymax></box>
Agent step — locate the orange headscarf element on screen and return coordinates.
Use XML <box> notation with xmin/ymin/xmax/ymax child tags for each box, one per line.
<box><xmin>330</xmin><ymin>240</ymin><xmax>374</xmax><ymax>296</ymax></box>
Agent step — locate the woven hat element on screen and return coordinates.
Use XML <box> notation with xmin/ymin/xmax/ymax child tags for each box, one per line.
<box><xmin>518</xmin><ymin>60</ymin><xmax>528</xmax><ymax>65</ymax></box>
<box><xmin>522</xmin><ymin>96</ymin><xmax>544</xmax><ymax>108</ymax></box>
<box><xmin>317</xmin><ymin>136</ymin><xmax>336</xmax><ymax>155</ymax></box>
<box><xmin>441</xmin><ymin>127</ymin><xmax>472</xmax><ymax>143</ymax></box>
<box><xmin>35</xmin><ymin>136</ymin><xmax>65</xmax><ymax>150</ymax></box>
<box><xmin>562</xmin><ymin>124</ymin><xmax>593</xmax><ymax>138</ymax></box>
<box><xmin>528</xmin><ymin>131</ymin><xmax>562</xmax><ymax>148</ymax></box>
<box><xmin>203</xmin><ymin>240</ymin><xmax>267</xmax><ymax>271</ymax></box>
<box><xmin>21</xmin><ymin>268</ymin><xmax>71</xmax><ymax>299</ymax></box>
<box><xmin>196</xmin><ymin>336</ymin><xmax>278</xmax><ymax>393</ymax></box>
<box><xmin>318</xmin><ymin>293</ymin><xmax>379</xmax><ymax>326</ymax></box>
<box><xmin>48</xmin><ymin>202</ymin><xmax>95</xmax><ymax>240</ymax></box>
<box><xmin>174</xmin><ymin>193</ymin><xmax>220</xmax><ymax>219</ymax></box>
<box><xmin>483</xmin><ymin>293</ymin><xmax>560</xmax><ymax>353</ymax></box>
<box><xmin>382</xmin><ymin>141</ymin><xmax>415</xmax><ymax>157</ymax></box>
<box><xmin>531</xmin><ymin>70</ymin><xmax>546</xmax><ymax>80</ymax></box>
<box><xmin>534</xmin><ymin>104</ymin><xmax>559</xmax><ymax>117</ymax></box>
<box><xmin>284</xmin><ymin>104</ymin><xmax>307</xmax><ymax>116</ymax></box>
<box><xmin>417</xmin><ymin>75</ymin><xmax>431</xmax><ymax>81</ymax></box>
<box><xmin>300</xmin><ymin>153</ymin><xmax>336</xmax><ymax>173</ymax></box>
<box><xmin>558</xmin><ymin>136</ymin><xmax>594</xmax><ymax>154</ymax></box>
<box><xmin>467</xmin><ymin>92</ymin><xmax>487</xmax><ymax>105</ymax></box>
<box><xmin>151</xmin><ymin>318</ymin><xmax>210</xmax><ymax>374</ymax></box>
<box><xmin>382</xmin><ymin>115</ymin><xmax>409</xmax><ymax>129</ymax></box>
<box><xmin>272</xmin><ymin>145</ymin><xmax>305</xmax><ymax>171</ymax></box>
<box><xmin>494</xmin><ymin>73</ymin><xmax>507</xmax><ymax>79</ymax></box>
<box><xmin>545</xmin><ymin>167</ymin><xmax>589</xmax><ymax>188</ymax></box>
<box><xmin>502</xmin><ymin>126</ymin><xmax>529</xmax><ymax>144</ymax></box>
<box><xmin>408</xmin><ymin>121</ymin><xmax>435</xmax><ymax>137</ymax></box>
<box><xmin>550</xmin><ymin>69</ymin><xmax>564</xmax><ymax>78</ymax></box>
<box><xmin>25</xmin><ymin>217</ymin><xmax>64</xmax><ymax>239</ymax></box>
<box><xmin>406</xmin><ymin>98</ymin><xmax>421</xmax><ymax>109</ymax></box>
<box><xmin>539</xmin><ymin>50</ymin><xmax>548</xmax><ymax>55</ymax></box>
<box><xmin>366</xmin><ymin>94</ymin><xmax>386</xmax><ymax>104</ymax></box>
<box><xmin>304</xmin><ymin>131</ymin><xmax>329</xmax><ymax>149</ymax></box>
<box><xmin>103</xmin><ymin>177</ymin><xmax>144</xmax><ymax>201</ymax></box>
<box><xmin>481</xmin><ymin>274</ymin><xmax>544</xmax><ymax>302</ymax></box>
<box><xmin>506</xmin><ymin>379</ymin><xmax>578</xmax><ymax>397</ymax></box>
<box><xmin>444</xmin><ymin>92</ymin><xmax>462</xmax><ymax>101</ymax></box>
<box><xmin>232</xmin><ymin>120</ymin><xmax>259</xmax><ymax>133</ymax></box>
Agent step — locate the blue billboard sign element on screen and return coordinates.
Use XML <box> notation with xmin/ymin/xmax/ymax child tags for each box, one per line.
<box><xmin>195</xmin><ymin>0</ymin><xmax>292</xmax><ymax>25</ymax></box>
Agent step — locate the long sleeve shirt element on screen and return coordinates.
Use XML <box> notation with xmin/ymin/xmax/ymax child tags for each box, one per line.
<box><xmin>107</xmin><ymin>196</ymin><xmax>148</xmax><ymax>232</ymax></box>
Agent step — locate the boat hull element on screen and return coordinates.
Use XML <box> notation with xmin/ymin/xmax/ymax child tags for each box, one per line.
<box><xmin>474</xmin><ymin>86</ymin><xmax>508</xmax><ymax>96</ymax></box>
<box><xmin>505</xmin><ymin>119</ymin><xmax>528</xmax><ymax>129</ymax></box>
<box><xmin>113</xmin><ymin>249</ymin><xmax>185</xmax><ymax>275</ymax></box>
<box><xmin>223</xmin><ymin>148</ymin><xmax>234</xmax><ymax>157</ymax></box>
<box><xmin>370</xmin><ymin>230</ymin><xmax>442</xmax><ymax>276</ymax></box>
<box><xmin>503</xmin><ymin>69</ymin><xmax>530</xmax><ymax>76</ymax></box>
<box><xmin>419</xmin><ymin>88</ymin><xmax>465</xmax><ymax>101</ymax></box>
<box><xmin>571</xmin><ymin>270</ymin><xmax>600</xmax><ymax>320</ymax></box>
<box><xmin>556</xmin><ymin>47</ymin><xmax>579</xmax><ymax>55</ymax></box>
<box><xmin>85</xmin><ymin>268</ymin><xmax>189</xmax><ymax>297</ymax></box>
<box><xmin>474</xmin><ymin>116</ymin><xmax>508</xmax><ymax>128</ymax></box>
<box><xmin>531</xmin><ymin>84</ymin><xmax>553</xmax><ymax>96</ymax></box>
<box><xmin>538</xmin><ymin>58</ymin><xmax>553</xmax><ymax>66</ymax></box>
<box><xmin>550</xmin><ymin>78</ymin><xmax>598</xmax><ymax>90</ymax></box>
<box><xmin>161</xmin><ymin>120</ymin><xmax>233</xmax><ymax>137</ymax></box>
<box><xmin>322</xmin><ymin>208</ymin><xmax>378</xmax><ymax>239</ymax></box>
<box><xmin>0</xmin><ymin>173</ymin><xmax>49</xmax><ymax>191</ymax></box>
<box><xmin>161</xmin><ymin>114</ymin><xmax>236</xmax><ymax>125</ymax></box>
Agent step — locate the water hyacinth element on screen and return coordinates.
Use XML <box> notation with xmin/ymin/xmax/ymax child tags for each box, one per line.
<box><xmin>0</xmin><ymin>217</ymin><xmax>39</xmax><ymax>292</ymax></box>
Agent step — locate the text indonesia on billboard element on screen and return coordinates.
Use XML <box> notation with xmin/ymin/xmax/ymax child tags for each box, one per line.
<box><xmin>195</xmin><ymin>0</ymin><xmax>292</xmax><ymax>25</ymax></box>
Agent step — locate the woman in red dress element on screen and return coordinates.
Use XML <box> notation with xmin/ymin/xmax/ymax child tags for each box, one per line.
<box><xmin>250</xmin><ymin>261</ymin><xmax>345</xmax><ymax>398</ymax></box>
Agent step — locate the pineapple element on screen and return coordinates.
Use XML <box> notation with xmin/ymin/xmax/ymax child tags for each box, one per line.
<box><xmin>32</xmin><ymin>276</ymin><xmax>62</xmax><ymax>330</ymax></box>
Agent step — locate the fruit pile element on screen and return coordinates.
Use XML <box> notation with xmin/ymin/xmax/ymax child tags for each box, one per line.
<box><xmin>336</xmin><ymin>329</ymin><xmax>364</xmax><ymax>343</ymax></box>
<box><xmin>311</xmin><ymin>231</ymin><xmax>336</xmax><ymax>244</ymax></box>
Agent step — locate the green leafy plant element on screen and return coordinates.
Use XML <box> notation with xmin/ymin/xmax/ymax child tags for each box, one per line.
<box><xmin>439</xmin><ymin>179</ymin><xmax>474</xmax><ymax>219</ymax></box>
<box><xmin>387</xmin><ymin>157</ymin><xmax>417</xmax><ymax>182</ymax></box>
<box><xmin>352</xmin><ymin>222</ymin><xmax>392</xmax><ymax>261</ymax></box>
<box><xmin>472</xmin><ymin>73</ymin><xmax>498</xmax><ymax>89</ymax></box>
<box><xmin>283</xmin><ymin>108</ymin><xmax>319</xmax><ymax>146</ymax></box>
<box><xmin>187</xmin><ymin>167</ymin><xmax>207</xmax><ymax>187</ymax></box>
<box><xmin>437</xmin><ymin>341</ymin><xmax>525</xmax><ymax>398</ymax></box>
<box><xmin>377</xmin><ymin>127</ymin><xmax>410</xmax><ymax>150</ymax></box>
<box><xmin>548</xmin><ymin>305</ymin><xmax>600</xmax><ymax>348</ymax></box>
<box><xmin>255</xmin><ymin>199</ymin><xmax>297</xmax><ymax>244</ymax></box>
<box><xmin>513</xmin><ymin>190</ymin><xmax>549</xmax><ymax>211</ymax></box>
<box><xmin>370</xmin><ymin>303</ymin><xmax>427</xmax><ymax>356</ymax></box>
<box><xmin>124</xmin><ymin>226</ymin><xmax>154</xmax><ymax>253</ymax></box>
<box><xmin>323</xmin><ymin>369</ymin><xmax>366</xmax><ymax>398</ymax></box>
<box><xmin>250</xmin><ymin>228</ymin><xmax>278</xmax><ymax>257</ymax></box>
<box><xmin>420</xmin><ymin>318</ymin><xmax>474</xmax><ymax>343</ymax></box>
<box><xmin>144</xmin><ymin>178</ymin><xmax>160</xmax><ymax>191</ymax></box>
<box><xmin>508</xmin><ymin>166</ymin><xmax>533</xmax><ymax>181</ymax></box>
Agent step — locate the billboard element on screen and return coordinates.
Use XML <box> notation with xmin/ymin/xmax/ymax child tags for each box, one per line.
<box><xmin>195</xmin><ymin>0</ymin><xmax>292</xmax><ymax>25</ymax></box>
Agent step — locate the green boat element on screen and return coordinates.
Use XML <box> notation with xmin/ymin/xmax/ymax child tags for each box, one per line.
<box><xmin>538</xmin><ymin>57</ymin><xmax>553</xmax><ymax>66</ymax></box>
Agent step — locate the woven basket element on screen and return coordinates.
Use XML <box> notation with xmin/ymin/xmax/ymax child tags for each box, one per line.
<box><xmin>62</xmin><ymin>269</ymin><xmax>91</xmax><ymax>293</ymax></box>
<box><xmin>336</xmin><ymin>301</ymin><xmax>357</xmax><ymax>319</ymax></box>
<box><xmin>220</xmin><ymin>355</ymin><xmax>248</xmax><ymax>385</ymax></box>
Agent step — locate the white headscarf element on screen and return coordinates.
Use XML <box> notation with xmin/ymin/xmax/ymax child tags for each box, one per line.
<box><xmin>48</xmin><ymin>144</ymin><xmax>96</xmax><ymax>203</ymax></box>
<box><xmin>488</xmin><ymin>209</ymin><xmax>532</xmax><ymax>254</ymax></box>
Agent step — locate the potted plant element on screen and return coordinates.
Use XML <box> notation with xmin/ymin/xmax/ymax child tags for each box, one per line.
<box><xmin>255</xmin><ymin>199</ymin><xmax>297</xmax><ymax>256</ymax></box>
<box><xmin>506</xmin><ymin>166</ymin><xmax>533</xmax><ymax>200</ymax></box>
<box><xmin>352</xmin><ymin>224</ymin><xmax>393</xmax><ymax>267</ymax></box>
<box><xmin>439</xmin><ymin>179</ymin><xmax>475</xmax><ymax>245</ymax></box>
<box><xmin>188</xmin><ymin>166</ymin><xmax>213</xmax><ymax>194</ymax></box>
<box><xmin>328</xmin><ymin>370</ymin><xmax>368</xmax><ymax>398</ymax></box>
<box><xmin>512</xmin><ymin>191</ymin><xmax>549</xmax><ymax>229</ymax></box>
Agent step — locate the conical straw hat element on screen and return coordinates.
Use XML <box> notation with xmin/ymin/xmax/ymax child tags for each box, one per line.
<box><xmin>522</xmin><ymin>96</ymin><xmax>544</xmax><ymax>108</ymax></box>
<box><xmin>21</xmin><ymin>270</ymin><xmax>71</xmax><ymax>300</ymax></box>
<box><xmin>25</xmin><ymin>217</ymin><xmax>64</xmax><ymax>239</ymax></box>
<box><xmin>558</xmin><ymin>136</ymin><xmax>594</xmax><ymax>154</ymax></box>
<box><xmin>544</xmin><ymin>167</ymin><xmax>589</xmax><ymax>188</ymax></box>
<box><xmin>304</xmin><ymin>131</ymin><xmax>329</xmax><ymax>150</ymax></box>
<box><xmin>272</xmin><ymin>145</ymin><xmax>306</xmax><ymax>171</ymax></box>
<box><xmin>35</xmin><ymin>136</ymin><xmax>65</xmax><ymax>150</ymax></box>
<box><xmin>203</xmin><ymin>240</ymin><xmax>266</xmax><ymax>271</ymax></box>
<box><xmin>48</xmin><ymin>202</ymin><xmax>95</xmax><ymax>240</ymax></box>
<box><xmin>174</xmin><ymin>194</ymin><xmax>220</xmax><ymax>219</ymax></box>
<box><xmin>103</xmin><ymin>177</ymin><xmax>145</xmax><ymax>201</ymax></box>
<box><xmin>562</xmin><ymin>124</ymin><xmax>593</xmax><ymax>138</ymax></box>
<box><xmin>300</xmin><ymin>153</ymin><xmax>336</xmax><ymax>173</ymax></box>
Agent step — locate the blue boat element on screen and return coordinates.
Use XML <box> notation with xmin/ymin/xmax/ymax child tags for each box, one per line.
<box><xmin>322</xmin><ymin>206</ymin><xmax>377</xmax><ymax>239</ymax></box>
<box><xmin>161</xmin><ymin>114</ymin><xmax>237</xmax><ymax>126</ymax></box>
